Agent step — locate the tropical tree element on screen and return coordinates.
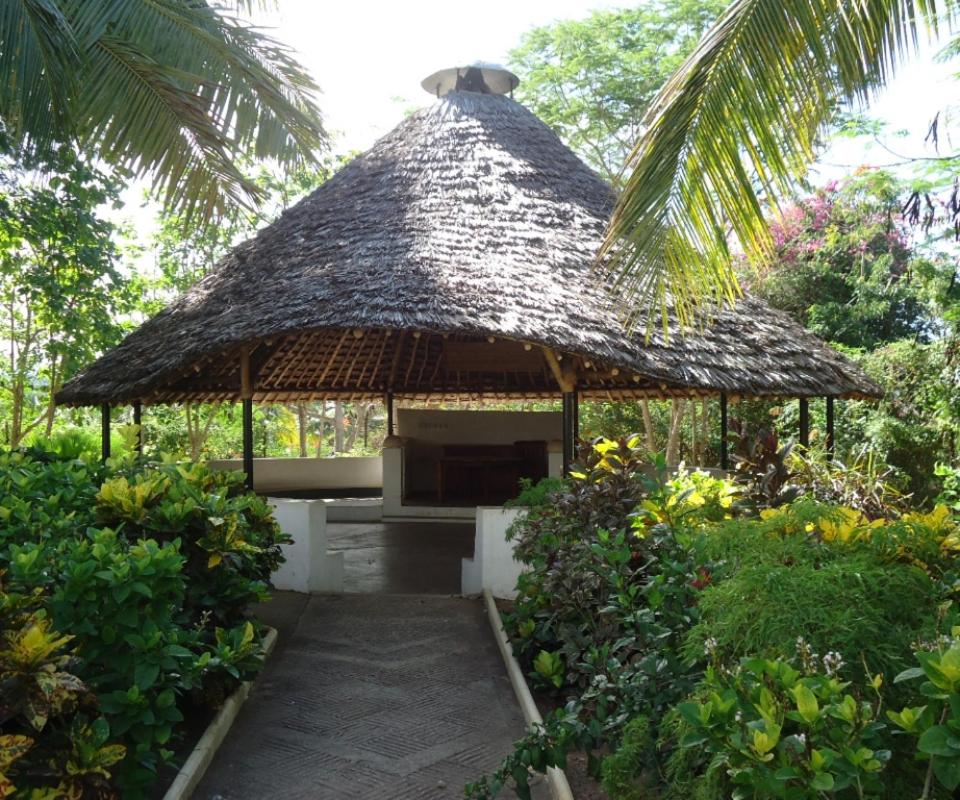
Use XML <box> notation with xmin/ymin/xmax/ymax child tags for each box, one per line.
<box><xmin>509</xmin><ymin>1</ymin><xmax>726</xmax><ymax>187</ymax></box>
<box><xmin>0</xmin><ymin>0</ymin><xmax>325</xmax><ymax>225</ymax></box>
<box><xmin>0</xmin><ymin>141</ymin><xmax>133</xmax><ymax>448</ymax></box>
<box><xmin>603</xmin><ymin>0</ymin><xmax>959</xmax><ymax>328</ymax></box>
<box><xmin>752</xmin><ymin>170</ymin><xmax>947</xmax><ymax>349</ymax></box>
<box><xmin>137</xmin><ymin>154</ymin><xmax>353</xmax><ymax>459</ymax></box>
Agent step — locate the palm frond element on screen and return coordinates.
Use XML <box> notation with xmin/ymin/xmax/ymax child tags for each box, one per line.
<box><xmin>0</xmin><ymin>0</ymin><xmax>79</xmax><ymax>143</ymax></box>
<box><xmin>81</xmin><ymin>33</ymin><xmax>256</xmax><ymax>222</ymax></box>
<box><xmin>602</xmin><ymin>0</ymin><xmax>954</xmax><ymax>331</ymax></box>
<box><xmin>1</xmin><ymin>0</ymin><xmax>326</xmax><ymax>228</ymax></box>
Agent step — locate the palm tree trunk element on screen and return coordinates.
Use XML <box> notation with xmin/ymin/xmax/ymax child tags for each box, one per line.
<box><xmin>666</xmin><ymin>399</ymin><xmax>686</xmax><ymax>467</ymax></box>
<box><xmin>297</xmin><ymin>402</ymin><xmax>308</xmax><ymax>457</ymax></box>
<box><xmin>641</xmin><ymin>399</ymin><xmax>656</xmax><ymax>452</ymax></box>
<box><xmin>334</xmin><ymin>402</ymin><xmax>345</xmax><ymax>453</ymax></box>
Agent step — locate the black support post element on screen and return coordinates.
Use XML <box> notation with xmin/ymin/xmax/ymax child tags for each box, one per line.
<box><xmin>240</xmin><ymin>347</ymin><xmax>254</xmax><ymax>492</ymax></box>
<box><xmin>242</xmin><ymin>398</ymin><xmax>254</xmax><ymax>491</ymax></box>
<box><xmin>719</xmin><ymin>393</ymin><xmax>729</xmax><ymax>471</ymax></box>
<box><xmin>133</xmin><ymin>401</ymin><xmax>143</xmax><ymax>456</ymax></box>
<box><xmin>799</xmin><ymin>398</ymin><xmax>810</xmax><ymax>449</ymax></box>
<box><xmin>100</xmin><ymin>404</ymin><xmax>111</xmax><ymax>462</ymax></box>
<box><xmin>386</xmin><ymin>392</ymin><xmax>395</xmax><ymax>437</ymax></box>
<box><xmin>826</xmin><ymin>397</ymin><xmax>835</xmax><ymax>458</ymax></box>
<box><xmin>562</xmin><ymin>390</ymin><xmax>578</xmax><ymax>475</ymax></box>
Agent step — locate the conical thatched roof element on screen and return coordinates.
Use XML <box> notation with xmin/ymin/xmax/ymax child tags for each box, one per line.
<box><xmin>57</xmin><ymin>90</ymin><xmax>881</xmax><ymax>407</ymax></box>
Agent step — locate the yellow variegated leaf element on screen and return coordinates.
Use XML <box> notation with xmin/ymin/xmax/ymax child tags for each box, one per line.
<box><xmin>0</xmin><ymin>735</ymin><xmax>33</xmax><ymax>771</ymax></box>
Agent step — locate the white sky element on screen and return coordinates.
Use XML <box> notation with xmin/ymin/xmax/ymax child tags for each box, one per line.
<box><xmin>251</xmin><ymin>0</ymin><xmax>616</xmax><ymax>153</ymax></box>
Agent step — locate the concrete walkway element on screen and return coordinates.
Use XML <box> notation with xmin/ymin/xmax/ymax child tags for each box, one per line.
<box><xmin>326</xmin><ymin>521</ymin><xmax>475</xmax><ymax>594</ymax></box>
<box><xmin>193</xmin><ymin>593</ymin><xmax>545</xmax><ymax>799</ymax></box>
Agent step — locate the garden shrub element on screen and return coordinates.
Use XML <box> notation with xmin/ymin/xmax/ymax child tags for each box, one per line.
<box><xmin>600</xmin><ymin>716</ymin><xmax>657</xmax><ymax>800</ymax></box>
<box><xmin>0</xmin><ymin>447</ymin><xmax>289</xmax><ymax>797</ymax></box>
<box><xmin>935</xmin><ymin>462</ymin><xmax>960</xmax><ymax>512</ymax></box>
<box><xmin>730</xmin><ymin>421</ymin><xmax>907</xmax><ymax>518</ymax></box>
<box><xmin>676</xmin><ymin>653</ymin><xmax>889</xmax><ymax>799</ymax></box>
<box><xmin>687</xmin><ymin>552</ymin><xmax>934</xmax><ymax>681</ymax></box>
<box><xmin>789</xmin><ymin>446</ymin><xmax>907</xmax><ymax>519</ymax></box>
<box><xmin>684</xmin><ymin>510</ymin><xmax>940</xmax><ymax>684</ymax></box>
<box><xmin>470</xmin><ymin>440</ymin><xmax>728</xmax><ymax>799</ymax></box>
<box><xmin>474</xmin><ymin>436</ymin><xmax>960</xmax><ymax>800</ymax></box>
<box><xmin>0</xmin><ymin>582</ymin><xmax>126</xmax><ymax>799</ymax></box>
<box><xmin>888</xmin><ymin>630</ymin><xmax>960</xmax><ymax>794</ymax></box>
<box><xmin>94</xmin><ymin>461</ymin><xmax>285</xmax><ymax>628</ymax></box>
<box><xmin>652</xmin><ymin>505</ymin><xmax>956</xmax><ymax>800</ymax></box>
<box><xmin>504</xmin><ymin>476</ymin><xmax>566</xmax><ymax>508</ymax></box>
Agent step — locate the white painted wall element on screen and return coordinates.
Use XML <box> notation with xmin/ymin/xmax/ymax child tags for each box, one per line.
<box><xmin>397</xmin><ymin>408</ymin><xmax>561</xmax><ymax>445</ymax></box>
<box><xmin>268</xmin><ymin>498</ymin><xmax>343</xmax><ymax>593</ymax></box>
<box><xmin>462</xmin><ymin>507</ymin><xmax>526</xmax><ymax>599</ymax></box>
<box><xmin>209</xmin><ymin>456</ymin><xmax>382</xmax><ymax>493</ymax></box>
<box><xmin>547</xmin><ymin>441</ymin><xmax>562</xmax><ymax>478</ymax></box>
<box><xmin>382</xmin><ymin>445</ymin><xmax>404</xmax><ymax>518</ymax></box>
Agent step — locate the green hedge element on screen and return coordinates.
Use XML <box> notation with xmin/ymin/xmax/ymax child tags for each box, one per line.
<box><xmin>0</xmin><ymin>446</ymin><xmax>290</xmax><ymax>798</ymax></box>
<box><xmin>468</xmin><ymin>439</ymin><xmax>960</xmax><ymax>800</ymax></box>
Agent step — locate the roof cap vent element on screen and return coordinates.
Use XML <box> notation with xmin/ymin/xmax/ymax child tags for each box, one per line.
<box><xmin>421</xmin><ymin>62</ymin><xmax>519</xmax><ymax>98</ymax></box>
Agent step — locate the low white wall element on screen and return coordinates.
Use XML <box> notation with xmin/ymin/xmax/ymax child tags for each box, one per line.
<box><xmin>462</xmin><ymin>507</ymin><xmax>526</xmax><ymax>599</ymax></box>
<box><xmin>209</xmin><ymin>456</ymin><xmax>382</xmax><ymax>493</ymax></box>
<box><xmin>382</xmin><ymin>446</ymin><xmax>403</xmax><ymax>518</ymax></box>
<box><xmin>268</xmin><ymin>498</ymin><xmax>343</xmax><ymax>593</ymax></box>
<box><xmin>547</xmin><ymin>448</ymin><xmax>562</xmax><ymax>478</ymax></box>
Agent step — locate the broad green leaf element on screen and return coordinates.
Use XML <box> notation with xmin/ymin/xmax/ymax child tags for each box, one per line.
<box><xmin>811</xmin><ymin>772</ymin><xmax>835</xmax><ymax>791</ymax></box>
<box><xmin>919</xmin><ymin>725</ymin><xmax>960</xmax><ymax>757</ymax></box>
<box><xmin>792</xmin><ymin>684</ymin><xmax>820</xmax><ymax>723</ymax></box>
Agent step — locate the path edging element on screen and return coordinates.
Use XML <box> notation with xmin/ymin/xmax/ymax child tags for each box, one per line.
<box><xmin>482</xmin><ymin>590</ymin><xmax>575</xmax><ymax>800</ymax></box>
<box><xmin>161</xmin><ymin>626</ymin><xmax>278</xmax><ymax>800</ymax></box>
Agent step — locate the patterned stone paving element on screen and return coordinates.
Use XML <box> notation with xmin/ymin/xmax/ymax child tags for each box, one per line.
<box><xmin>194</xmin><ymin>595</ymin><xmax>546</xmax><ymax>799</ymax></box>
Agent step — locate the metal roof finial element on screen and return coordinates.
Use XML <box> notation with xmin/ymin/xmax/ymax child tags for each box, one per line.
<box><xmin>420</xmin><ymin>62</ymin><xmax>520</xmax><ymax>98</ymax></box>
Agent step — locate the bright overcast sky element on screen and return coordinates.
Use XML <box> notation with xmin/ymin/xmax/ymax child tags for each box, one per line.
<box><xmin>252</xmin><ymin>0</ymin><xmax>958</xmax><ymax>167</ymax></box>
<box><xmin>250</xmin><ymin>0</ymin><xmax>614</xmax><ymax>152</ymax></box>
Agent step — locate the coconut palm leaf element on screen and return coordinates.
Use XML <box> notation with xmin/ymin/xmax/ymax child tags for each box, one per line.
<box><xmin>602</xmin><ymin>0</ymin><xmax>955</xmax><ymax>330</ymax></box>
<box><xmin>0</xmin><ymin>0</ymin><xmax>325</xmax><ymax>226</ymax></box>
<box><xmin>0</xmin><ymin>0</ymin><xmax>80</xmax><ymax>139</ymax></box>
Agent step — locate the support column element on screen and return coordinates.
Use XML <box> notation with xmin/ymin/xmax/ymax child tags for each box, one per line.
<box><xmin>542</xmin><ymin>347</ymin><xmax>579</xmax><ymax>476</ymax></box>
<box><xmin>572</xmin><ymin>389</ymin><xmax>579</xmax><ymax>444</ymax></box>
<box><xmin>562</xmin><ymin>390</ymin><xmax>578</xmax><ymax>475</ymax></box>
<box><xmin>799</xmin><ymin>398</ymin><xmax>810</xmax><ymax>449</ymax></box>
<box><xmin>240</xmin><ymin>348</ymin><xmax>254</xmax><ymax>492</ymax></box>
<box><xmin>826</xmin><ymin>397</ymin><xmax>835</xmax><ymax>458</ymax></box>
<box><xmin>386</xmin><ymin>391</ymin><xmax>395</xmax><ymax>437</ymax></box>
<box><xmin>242</xmin><ymin>399</ymin><xmax>254</xmax><ymax>491</ymax></box>
<box><xmin>133</xmin><ymin>401</ymin><xmax>143</xmax><ymax>456</ymax></box>
<box><xmin>720</xmin><ymin>393</ymin><xmax>729</xmax><ymax>471</ymax></box>
<box><xmin>100</xmin><ymin>404</ymin><xmax>111</xmax><ymax>462</ymax></box>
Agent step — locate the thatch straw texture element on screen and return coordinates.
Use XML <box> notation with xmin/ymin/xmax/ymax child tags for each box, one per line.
<box><xmin>57</xmin><ymin>91</ymin><xmax>880</xmax><ymax>406</ymax></box>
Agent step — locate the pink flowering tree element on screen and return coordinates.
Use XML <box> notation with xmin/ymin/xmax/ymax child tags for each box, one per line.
<box><xmin>753</xmin><ymin>170</ymin><xmax>936</xmax><ymax>350</ymax></box>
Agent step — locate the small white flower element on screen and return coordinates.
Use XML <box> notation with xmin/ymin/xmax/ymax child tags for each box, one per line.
<box><xmin>704</xmin><ymin>636</ymin><xmax>718</xmax><ymax>655</ymax></box>
<box><xmin>822</xmin><ymin>651</ymin><xmax>844</xmax><ymax>676</ymax></box>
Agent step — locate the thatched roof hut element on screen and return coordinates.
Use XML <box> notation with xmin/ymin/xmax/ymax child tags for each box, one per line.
<box><xmin>56</xmin><ymin>70</ymin><xmax>880</xmax><ymax>408</ymax></box>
